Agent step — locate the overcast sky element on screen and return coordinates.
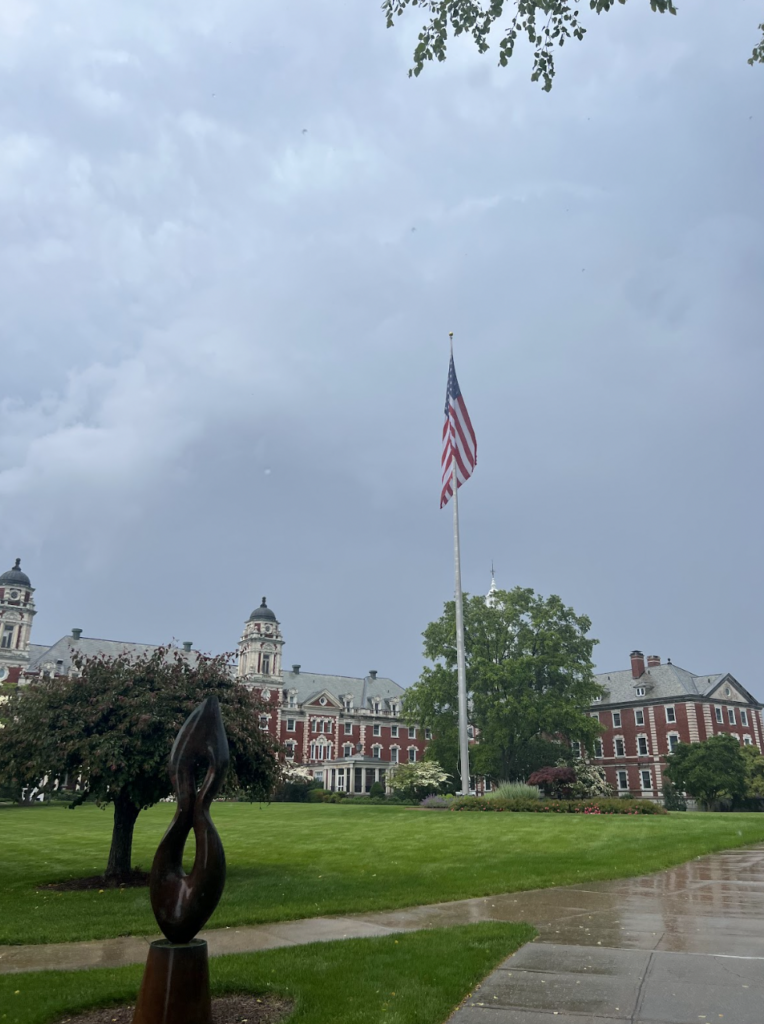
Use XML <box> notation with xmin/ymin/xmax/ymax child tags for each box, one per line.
<box><xmin>1</xmin><ymin>0</ymin><xmax>762</xmax><ymax>695</ymax></box>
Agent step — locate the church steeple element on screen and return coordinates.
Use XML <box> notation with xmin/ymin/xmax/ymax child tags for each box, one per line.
<box><xmin>486</xmin><ymin>563</ymin><xmax>499</xmax><ymax>608</ymax></box>
<box><xmin>238</xmin><ymin>597</ymin><xmax>284</xmax><ymax>683</ymax></box>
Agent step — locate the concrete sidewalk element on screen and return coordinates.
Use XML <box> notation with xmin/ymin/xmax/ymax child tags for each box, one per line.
<box><xmin>450</xmin><ymin>845</ymin><xmax>764</xmax><ymax>1024</ymax></box>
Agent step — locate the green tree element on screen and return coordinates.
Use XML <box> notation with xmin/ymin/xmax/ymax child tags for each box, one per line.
<box><xmin>388</xmin><ymin>760</ymin><xmax>452</xmax><ymax>800</ymax></box>
<box><xmin>740</xmin><ymin>744</ymin><xmax>764</xmax><ymax>803</ymax></box>
<box><xmin>0</xmin><ymin>647</ymin><xmax>280</xmax><ymax>881</ymax></box>
<box><xmin>663</xmin><ymin>733</ymin><xmax>747</xmax><ymax>810</ymax></box>
<box><xmin>383</xmin><ymin>2</ymin><xmax>764</xmax><ymax>91</ymax></box>
<box><xmin>404</xmin><ymin>587</ymin><xmax>604</xmax><ymax>783</ymax></box>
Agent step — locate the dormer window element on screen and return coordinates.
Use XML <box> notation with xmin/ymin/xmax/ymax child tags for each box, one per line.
<box><xmin>373</xmin><ymin>699</ymin><xmax>380</xmax><ymax>714</ymax></box>
<box><xmin>593</xmin><ymin>696</ymin><xmax>602</xmax><ymax>703</ymax></box>
<box><xmin>635</xmin><ymin>687</ymin><xmax>646</xmax><ymax>697</ymax></box>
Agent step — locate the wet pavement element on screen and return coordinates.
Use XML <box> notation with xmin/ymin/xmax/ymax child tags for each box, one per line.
<box><xmin>2</xmin><ymin>845</ymin><xmax>764</xmax><ymax>1022</ymax></box>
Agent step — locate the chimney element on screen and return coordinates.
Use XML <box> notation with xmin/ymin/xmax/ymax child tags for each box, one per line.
<box><xmin>630</xmin><ymin>650</ymin><xmax>645</xmax><ymax>679</ymax></box>
<box><xmin>369</xmin><ymin>670</ymin><xmax>377</xmax><ymax>679</ymax></box>
<box><xmin>71</xmin><ymin>628</ymin><xmax>82</xmax><ymax>640</ymax></box>
<box><xmin>646</xmin><ymin>654</ymin><xmax>660</xmax><ymax>668</ymax></box>
<box><xmin>182</xmin><ymin>641</ymin><xmax>193</xmax><ymax>653</ymax></box>
<box><xmin>292</xmin><ymin>664</ymin><xmax>301</xmax><ymax>674</ymax></box>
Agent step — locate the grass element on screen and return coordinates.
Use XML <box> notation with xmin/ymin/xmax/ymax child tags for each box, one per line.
<box><xmin>3</xmin><ymin>802</ymin><xmax>764</xmax><ymax>945</ymax></box>
<box><xmin>0</xmin><ymin>922</ymin><xmax>536</xmax><ymax>1024</ymax></box>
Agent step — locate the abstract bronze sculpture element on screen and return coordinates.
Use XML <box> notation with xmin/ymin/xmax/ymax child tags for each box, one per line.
<box><xmin>133</xmin><ymin>696</ymin><xmax>230</xmax><ymax>1024</ymax></box>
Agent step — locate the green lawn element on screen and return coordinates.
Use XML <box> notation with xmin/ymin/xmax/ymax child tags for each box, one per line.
<box><xmin>0</xmin><ymin>922</ymin><xmax>536</xmax><ymax>1024</ymax></box>
<box><xmin>2</xmin><ymin>802</ymin><xmax>764</xmax><ymax>945</ymax></box>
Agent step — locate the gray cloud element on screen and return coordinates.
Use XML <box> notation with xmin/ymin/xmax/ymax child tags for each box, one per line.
<box><xmin>1</xmin><ymin>0</ymin><xmax>762</xmax><ymax>693</ymax></box>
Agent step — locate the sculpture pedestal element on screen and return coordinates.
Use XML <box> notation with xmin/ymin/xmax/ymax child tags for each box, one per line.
<box><xmin>132</xmin><ymin>939</ymin><xmax>212</xmax><ymax>1024</ymax></box>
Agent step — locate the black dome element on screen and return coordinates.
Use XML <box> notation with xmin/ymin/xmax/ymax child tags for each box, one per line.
<box><xmin>0</xmin><ymin>558</ymin><xmax>31</xmax><ymax>588</ymax></box>
<box><xmin>249</xmin><ymin>597</ymin><xmax>277</xmax><ymax>622</ymax></box>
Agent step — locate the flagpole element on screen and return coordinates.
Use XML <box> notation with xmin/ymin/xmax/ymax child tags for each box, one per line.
<box><xmin>450</xmin><ymin>333</ymin><xmax>471</xmax><ymax>796</ymax></box>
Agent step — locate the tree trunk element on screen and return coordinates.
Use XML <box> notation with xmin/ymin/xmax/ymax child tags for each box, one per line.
<box><xmin>105</xmin><ymin>792</ymin><xmax>140</xmax><ymax>881</ymax></box>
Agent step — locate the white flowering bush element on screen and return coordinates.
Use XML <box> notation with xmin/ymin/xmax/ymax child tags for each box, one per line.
<box><xmin>388</xmin><ymin>761</ymin><xmax>451</xmax><ymax>799</ymax></box>
<box><xmin>566</xmin><ymin>759</ymin><xmax>612</xmax><ymax>799</ymax></box>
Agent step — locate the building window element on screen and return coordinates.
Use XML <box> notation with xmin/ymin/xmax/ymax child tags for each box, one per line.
<box><xmin>614</xmin><ymin>737</ymin><xmax>625</xmax><ymax>757</ymax></box>
<box><xmin>635</xmin><ymin>687</ymin><xmax>646</xmax><ymax>697</ymax></box>
<box><xmin>668</xmin><ymin>734</ymin><xmax>680</xmax><ymax>753</ymax></box>
<box><xmin>373</xmin><ymin>700</ymin><xmax>380</xmax><ymax>714</ymax></box>
<box><xmin>344</xmin><ymin>721</ymin><xmax>353</xmax><ymax>735</ymax></box>
<box><xmin>640</xmin><ymin>770</ymin><xmax>652</xmax><ymax>791</ymax></box>
<box><xmin>285</xmin><ymin>742</ymin><xmax>295</xmax><ymax>760</ymax></box>
<box><xmin>372</xmin><ymin>745</ymin><xmax>382</xmax><ymax>759</ymax></box>
<box><xmin>336</xmin><ymin>770</ymin><xmax>346</xmax><ymax>792</ymax></box>
<box><xmin>617</xmin><ymin>770</ymin><xmax>628</xmax><ymax>791</ymax></box>
<box><xmin>391</xmin><ymin>725</ymin><xmax>399</xmax><ymax>738</ymax></box>
<box><xmin>1</xmin><ymin>626</ymin><xmax>12</xmax><ymax>650</ymax></box>
<box><xmin>343</xmin><ymin>744</ymin><xmax>353</xmax><ymax>757</ymax></box>
<box><xmin>612</xmin><ymin>711</ymin><xmax>622</xmax><ymax>728</ymax></box>
<box><xmin>286</xmin><ymin>718</ymin><xmax>296</xmax><ymax>732</ymax></box>
<box><xmin>744</xmin><ymin>735</ymin><xmax>753</xmax><ymax>746</ymax></box>
<box><xmin>373</xmin><ymin>724</ymin><xmax>381</xmax><ymax>737</ymax></box>
<box><xmin>390</xmin><ymin>747</ymin><xmax>399</xmax><ymax>763</ymax></box>
<box><xmin>635</xmin><ymin>709</ymin><xmax>645</xmax><ymax>726</ymax></box>
<box><xmin>408</xmin><ymin>726</ymin><xmax>417</xmax><ymax>739</ymax></box>
<box><xmin>289</xmin><ymin>693</ymin><xmax>297</xmax><ymax>707</ymax></box>
<box><xmin>262</xmin><ymin>654</ymin><xmax>271</xmax><ymax>675</ymax></box>
<box><xmin>571</xmin><ymin>740</ymin><xmax>581</xmax><ymax>758</ymax></box>
<box><xmin>408</xmin><ymin>747</ymin><xmax>417</xmax><ymax>763</ymax></box>
<box><xmin>715</xmin><ymin>706</ymin><xmax>723</xmax><ymax>723</ymax></box>
<box><xmin>665</xmin><ymin>706</ymin><xmax>676</xmax><ymax>724</ymax></box>
<box><xmin>593</xmin><ymin>695</ymin><xmax>601</xmax><ymax>703</ymax></box>
<box><xmin>741</xmin><ymin>709</ymin><xmax>749</xmax><ymax>727</ymax></box>
<box><xmin>637</xmin><ymin>736</ymin><xmax>649</xmax><ymax>756</ymax></box>
<box><xmin>425</xmin><ymin>728</ymin><xmax>432</xmax><ymax>740</ymax></box>
<box><xmin>259</xmin><ymin>716</ymin><xmax>269</xmax><ymax>730</ymax></box>
<box><xmin>728</xmin><ymin>708</ymin><xmax>736</xmax><ymax>725</ymax></box>
<box><xmin>590</xmin><ymin>712</ymin><xmax>600</xmax><ymax>721</ymax></box>
<box><xmin>594</xmin><ymin>739</ymin><xmax>603</xmax><ymax>758</ymax></box>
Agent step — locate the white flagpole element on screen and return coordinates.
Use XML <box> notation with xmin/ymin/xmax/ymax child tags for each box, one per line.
<box><xmin>450</xmin><ymin>333</ymin><xmax>471</xmax><ymax>796</ymax></box>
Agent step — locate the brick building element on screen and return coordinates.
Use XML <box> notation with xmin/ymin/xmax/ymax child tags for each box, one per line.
<box><xmin>237</xmin><ymin>598</ymin><xmax>428</xmax><ymax>793</ymax></box>
<box><xmin>588</xmin><ymin>650</ymin><xmax>764</xmax><ymax>800</ymax></box>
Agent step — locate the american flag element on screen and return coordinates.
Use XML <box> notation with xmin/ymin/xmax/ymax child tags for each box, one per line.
<box><xmin>440</xmin><ymin>354</ymin><xmax>477</xmax><ymax>508</ymax></box>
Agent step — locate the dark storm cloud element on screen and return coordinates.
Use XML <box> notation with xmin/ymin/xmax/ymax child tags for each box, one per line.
<box><xmin>1</xmin><ymin>0</ymin><xmax>762</xmax><ymax>692</ymax></box>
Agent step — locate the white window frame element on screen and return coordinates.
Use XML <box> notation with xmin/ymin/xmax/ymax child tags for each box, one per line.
<box><xmin>635</xmin><ymin>708</ymin><xmax>645</xmax><ymax>727</ymax></box>
<box><xmin>612</xmin><ymin>711</ymin><xmax>622</xmax><ymax>728</ymax></box>
<box><xmin>593</xmin><ymin>695</ymin><xmax>602</xmax><ymax>703</ymax></box>
<box><xmin>408</xmin><ymin>746</ymin><xmax>417</xmax><ymax>763</ymax></box>
<box><xmin>617</xmin><ymin>770</ymin><xmax>629</xmax><ymax>791</ymax></box>
<box><xmin>715</xmin><ymin>706</ymin><xmax>723</xmax><ymax>724</ymax></box>
<box><xmin>425</xmin><ymin>728</ymin><xmax>432</xmax><ymax>740</ymax></box>
<box><xmin>728</xmin><ymin>707</ymin><xmax>736</xmax><ymax>725</ymax></box>
<box><xmin>571</xmin><ymin>740</ymin><xmax>581</xmax><ymax>758</ymax></box>
<box><xmin>390</xmin><ymin>745</ymin><xmax>400</xmax><ymax>763</ymax></box>
<box><xmin>640</xmin><ymin>769</ymin><xmax>653</xmax><ymax>791</ymax></box>
<box><xmin>594</xmin><ymin>739</ymin><xmax>603</xmax><ymax>758</ymax></box>
<box><xmin>665</xmin><ymin>705</ymin><xmax>676</xmax><ymax>724</ymax></box>
<box><xmin>614</xmin><ymin>736</ymin><xmax>625</xmax><ymax>758</ymax></box>
<box><xmin>259</xmin><ymin>715</ymin><xmax>269</xmax><ymax>731</ymax></box>
<box><xmin>286</xmin><ymin>718</ymin><xmax>296</xmax><ymax>732</ymax></box>
<box><xmin>285</xmin><ymin>741</ymin><xmax>295</xmax><ymax>760</ymax></box>
<box><xmin>637</xmin><ymin>734</ymin><xmax>649</xmax><ymax>756</ymax></box>
<box><xmin>667</xmin><ymin>733</ymin><xmax>680</xmax><ymax>753</ymax></box>
<box><xmin>336</xmin><ymin>770</ymin><xmax>346</xmax><ymax>792</ymax></box>
<box><xmin>635</xmin><ymin>687</ymin><xmax>646</xmax><ymax>697</ymax></box>
<box><xmin>372</xmin><ymin>744</ymin><xmax>382</xmax><ymax>759</ymax></box>
<box><xmin>741</xmin><ymin>709</ymin><xmax>749</xmax><ymax>727</ymax></box>
<box><xmin>408</xmin><ymin>726</ymin><xmax>417</xmax><ymax>739</ymax></box>
<box><xmin>344</xmin><ymin>721</ymin><xmax>353</xmax><ymax>735</ymax></box>
<box><xmin>590</xmin><ymin>712</ymin><xmax>600</xmax><ymax>721</ymax></box>
<box><xmin>343</xmin><ymin>744</ymin><xmax>353</xmax><ymax>757</ymax></box>
<box><xmin>373</xmin><ymin>724</ymin><xmax>381</xmax><ymax>737</ymax></box>
<box><xmin>390</xmin><ymin>725</ymin><xmax>399</xmax><ymax>738</ymax></box>
<box><xmin>744</xmin><ymin>735</ymin><xmax>753</xmax><ymax>746</ymax></box>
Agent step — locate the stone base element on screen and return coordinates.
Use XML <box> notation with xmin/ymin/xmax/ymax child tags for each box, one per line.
<box><xmin>132</xmin><ymin>939</ymin><xmax>212</xmax><ymax>1024</ymax></box>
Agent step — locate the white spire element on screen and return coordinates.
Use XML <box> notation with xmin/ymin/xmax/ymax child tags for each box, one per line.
<box><xmin>486</xmin><ymin>563</ymin><xmax>498</xmax><ymax>607</ymax></box>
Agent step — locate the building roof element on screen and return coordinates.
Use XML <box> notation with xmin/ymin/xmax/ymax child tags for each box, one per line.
<box><xmin>248</xmin><ymin>598</ymin><xmax>277</xmax><ymax>623</ymax></box>
<box><xmin>594</xmin><ymin>662</ymin><xmax>759</xmax><ymax>707</ymax></box>
<box><xmin>26</xmin><ymin>636</ymin><xmax>199</xmax><ymax>675</ymax></box>
<box><xmin>0</xmin><ymin>558</ymin><xmax>31</xmax><ymax>587</ymax></box>
<box><xmin>280</xmin><ymin>669</ymin><xmax>404</xmax><ymax>710</ymax></box>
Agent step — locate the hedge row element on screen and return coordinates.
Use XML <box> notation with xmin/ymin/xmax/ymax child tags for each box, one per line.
<box><xmin>444</xmin><ymin>796</ymin><xmax>667</xmax><ymax>815</ymax></box>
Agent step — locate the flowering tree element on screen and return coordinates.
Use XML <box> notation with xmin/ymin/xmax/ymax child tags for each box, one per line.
<box><xmin>388</xmin><ymin>760</ymin><xmax>451</xmax><ymax>800</ymax></box>
<box><xmin>567</xmin><ymin>759</ymin><xmax>612</xmax><ymax>799</ymax></box>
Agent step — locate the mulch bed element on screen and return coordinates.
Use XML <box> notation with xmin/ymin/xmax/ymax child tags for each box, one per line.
<box><xmin>41</xmin><ymin>870</ymin><xmax>150</xmax><ymax>892</ymax></box>
<box><xmin>55</xmin><ymin>994</ymin><xmax>293</xmax><ymax>1024</ymax></box>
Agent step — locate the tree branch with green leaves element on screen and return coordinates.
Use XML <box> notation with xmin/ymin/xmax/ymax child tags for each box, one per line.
<box><xmin>383</xmin><ymin>1</ymin><xmax>762</xmax><ymax>91</ymax></box>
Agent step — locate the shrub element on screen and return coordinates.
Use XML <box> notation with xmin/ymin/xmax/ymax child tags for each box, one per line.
<box><xmin>527</xmin><ymin>766</ymin><xmax>577</xmax><ymax>799</ymax></box>
<box><xmin>567</xmin><ymin>760</ymin><xmax>613</xmax><ymax>799</ymax></box>
<box><xmin>446</xmin><ymin>796</ymin><xmax>666</xmax><ymax>815</ymax></box>
<box><xmin>369</xmin><ymin>781</ymin><xmax>386</xmax><ymax>798</ymax></box>
<box><xmin>661</xmin><ymin>779</ymin><xmax>687</xmax><ymax>811</ymax></box>
<box><xmin>307</xmin><ymin>788</ymin><xmax>331</xmax><ymax>803</ymax></box>
<box><xmin>420</xmin><ymin>794</ymin><xmax>450</xmax><ymax>808</ymax></box>
<box><xmin>487</xmin><ymin>781</ymin><xmax>541</xmax><ymax>801</ymax></box>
